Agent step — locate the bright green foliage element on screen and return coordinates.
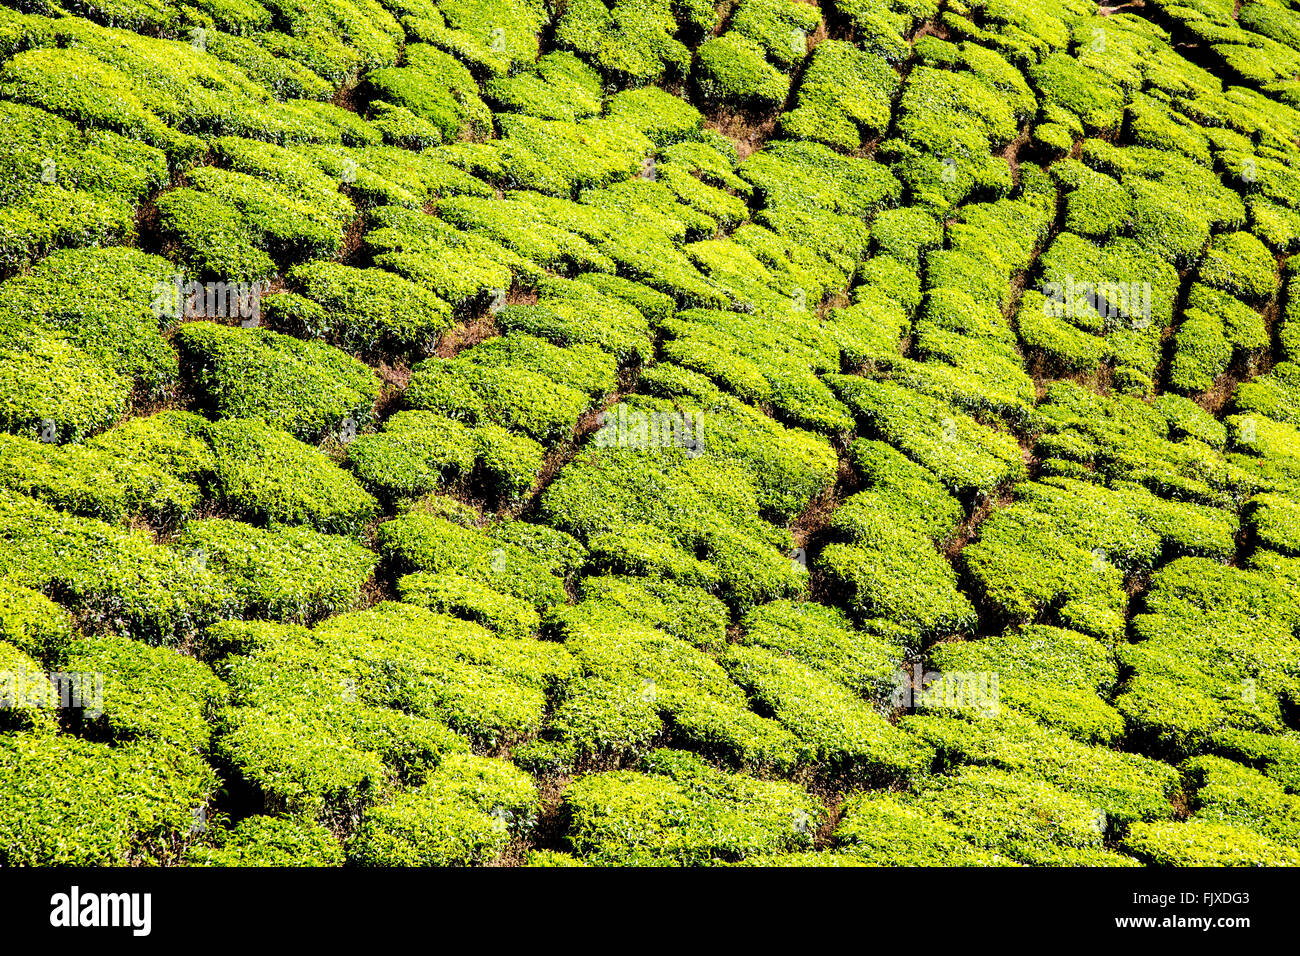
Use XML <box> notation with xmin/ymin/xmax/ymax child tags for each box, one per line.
<box><xmin>721</xmin><ymin>643</ymin><xmax>930</xmax><ymax>780</ymax></box>
<box><xmin>659</xmin><ymin>307</ymin><xmax>855</xmax><ymax>433</ymax></box>
<box><xmin>828</xmin><ymin>377</ymin><xmax>1026</xmax><ymax>499</ymax></box>
<box><xmin>177</xmin><ymin>322</ymin><xmax>381</xmax><ymax>442</ymax></box>
<box><xmin>0</xmin><ymin>245</ymin><xmax>180</xmax><ymax>398</ymax></box>
<box><xmin>1033</xmin><ymin>381</ymin><xmax>1252</xmax><ymax>509</ymax></box>
<box><xmin>0</xmin><ymin>733</ymin><xmax>218</xmax><ymax>865</ymax></box>
<box><xmin>780</xmin><ymin>41</ymin><xmax>899</xmax><ymax>149</ymax></box>
<box><xmin>871</xmin><ymin>206</ymin><xmax>942</xmax><ymax>269</ymax></box>
<box><xmin>1245</xmin><ymin>493</ymin><xmax>1300</xmax><ymax>554</ymax></box>
<box><xmin>628</xmin><ymin>371</ymin><xmax>838</xmax><ymax>521</ymax></box>
<box><xmin>0</xmin><ymin>489</ymin><xmax>235</xmax><ymax>644</ymax></box>
<box><xmin>215</xmin><ymin>603</ymin><xmax>558</xmax><ymax>811</ymax></box>
<box><xmin>1035</xmin><ymin>233</ymin><xmax>1179</xmax><ymax>380</ymax></box>
<box><xmin>485</xmin><ymin>51</ymin><xmax>603</xmax><ymax>121</ymax></box>
<box><xmin>538</xmin><ymin>606</ymin><xmax>796</xmax><ymax>771</ymax></box>
<box><xmin>1031</xmin><ymin>53</ymin><xmax>1125</xmax><ymax>136</ymax></box>
<box><xmin>898</xmin><ymin>767</ymin><xmax>1137</xmax><ymax>866</ymax></box>
<box><xmin>819</xmin><ymin>533</ymin><xmax>976</xmax><ymax>637</ymax></box>
<box><xmin>187</xmin><ymin>166</ymin><xmax>350</xmax><ymax>265</ymax></box>
<box><xmin>904</xmin><ymin>712</ymin><xmax>1181</xmax><ymax>826</ymax></box>
<box><xmin>405</xmin><ymin>351</ymin><xmax>593</xmax><ymax>445</ymax></box>
<box><xmin>834</xmin><ymin>793</ymin><xmax>1017</xmax><ymax>865</ymax></box>
<box><xmin>540</xmin><ymin>450</ymin><xmax>802</xmax><ymax>614</ymax></box>
<box><xmin>272</xmin><ymin>259</ymin><xmax>454</xmax><ymax>356</ymax></box>
<box><xmin>693</xmin><ymin>35</ymin><xmax>789</xmax><ymax>110</ymax></box>
<box><xmin>0</xmin><ymin>432</ymin><xmax>202</xmax><ymax>526</ymax></box>
<box><xmin>172</xmin><ymin>519</ymin><xmax>376</xmax><ymax>623</ymax></box>
<box><xmin>963</xmin><ymin>477</ymin><xmax>1236</xmax><ymax>639</ymax></box>
<box><xmin>493</xmin><ymin>114</ymin><xmax>652</xmax><ymax>197</ymax></box>
<box><xmin>1122</xmin><ymin>818</ymin><xmax>1300</xmax><ymax>866</ymax></box>
<box><xmin>398</xmin><ymin>572</ymin><xmax>542</xmax><ymax>640</ymax></box>
<box><xmin>349</xmin><ymin>753</ymin><xmax>538</xmax><ymax>865</ymax></box>
<box><xmin>1116</xmin><ymin>557</ymin><xmax>1300</xmax><ymax>757</ymax></box>
<box><xmin>7</xmin><ymin>0</ymin><xmax>1300</xmax><ymax>872</ymax></box>
<box><xmin>362</xmin><ymin>44</ymin><xmax>491</xmax><ymax>141</ymax></box>
<box><xmin>1234</xmin><ymin>362</ymin><xmax>1300</xmax><ymax>427</ymax></box>
<box><xmin>740</xmin><ymin>599</ymin><xmax>907</xmax><ymax>693</ymax></box>
<box><xmin>0</xmin><ymin>99</ymin><xmax>165</xmax><ymax>267</ymax></box>
<box><xmin>0</xmin><ymin>580</ymin><xmax>73</xmax><ymax>664</ymax></box>
<box><xmin>188</xmin><ymin>816</ymin><xmax>345</xmax><ymax>867</ymax></box>
<box><xmin>577</xmin><ymin>574</ymin><xmax>730</xmax><ymax>652</ymax></box>
<box><xmin>605</xmin><ymin>85</ymin><xmax>703</xmax><ymax>146</ymax></box>
<box><xmin>729</xmin><ymin>0</ymin><xmax>821</xmax><ymax>70</ymax></box>
<box><xmin>563</xmin><ymin>749</ymin><xmax>823</xmax><ymax>865</ymax></box>
<box><xmin>554</xmin><ymin>0</ymin><xmax>693</xmax><ymax>86</ymax></box>
<box><xmin>368</xmin><ymin>101</ymin><xmax>449</xmax><ymax>150</ymax></box>
<box><xmin>376</xmin><ymin>512</ymin><xmax>568</xmax><ymax>609</ymax></box>
<box><xmin>156</xmin><ymin>189</ymin><xmax>278</xmax><ymax>283</ymax></box>
<box><xmin>931</xmin><ymin>626</ymin><xmax>1123</xmax><ymax>744</ymax></box>
<box><xmin>1182</xmin><ymin>755</ymin><xmax>1300</xmax><ymax>846</ymax></box>
<box><xmin>1199</xmin><ymin>231</ymin><xmax>1278</xmax><ymax>304</ymax></box>
<box><xmin>345</xmin><ymin>411</ymin><xmax>478</xmax><ymax>501</ymax></box>
<box><xmin>206</xmin><ymin>418</ymin><xmax>379</xmax><ymax>535</ymax></box>
<box><xmin>1154</xmin><ymin>393</ymin><xmax>1227</xmax><ymax>449</ymax></box>
<box><xmin>66</xmin><ymin>634</ymin><xmax>225</xmax><ymax>751</ymax></box>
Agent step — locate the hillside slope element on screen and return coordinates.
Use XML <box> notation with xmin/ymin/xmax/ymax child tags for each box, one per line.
<box><xmin>2</xmin><ymin>0</ymin><xmax>1300</xmax><ymax>866</ymax></box>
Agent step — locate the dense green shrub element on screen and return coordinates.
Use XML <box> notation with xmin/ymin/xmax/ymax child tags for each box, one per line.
<box><xmin>540</xmin><ymin>604</ymin><xmax>799</xmax><ymax>771</ymax></box>
<box><xmin>1199</xmin><ymin>231</ymin><xmax>1278</xmax><ymax>303</ymax></box>
<box><xmin>206</xmin><ymin>419</ymin><xmax>379</xmax><ymax>535</ymax></box>
<box><xmin>539</xmin><ymin>450</ymin><xmax>802</xmax><ymax>614</ymax></box>
<box><xmin>0</xmin><ymin>579</ymin><xmax>73</xmax><ymax>664</ymax></box>
<box><xmin>66</xmin><ymin>634</ymin><xmax>226</xmax><ymax>751</ymax></box>
<box><xmin>819</xmin><ymin>533</ymin><xmax>977</xmax><ymax>636</ymax></box>
<box><xmin>576</xmin><ymin>574</ymin><xmax>729</xmax><ymax>652</ymax></box>
<box><xmin>901</xmin><ymin>767</ymin><xmax>1136</xmax><ymax>866</ymax></box>
<box><xmin>606</xmin><ymin>86</ymin><xmax>704</xmax><ymax>146</ymax></box>
<box><xmin>828</xmin><ymin>376</ymin><xmax>1026</xmax><ymax>499</ymax></box>
<box><xmin>172</xmin><ymin>519</ymin><xmax>376</xmax><ymax>623</ymax></box>
<box><xmin>693</xmin><ymin>35</ymin><xmax>789</xmax><ymax>110</ymax></box>
<box><xmin>494</xmin><ymin>114</ymin><xmax>652</xmax><ymax>196</ymax></box>
<box><xmin>554</xmin><ymin>0</ymin><xmax>692</xmax><ymax>86</ymax></box>
<box><xmin>214</xmin><ymin>612</ymin><xmax>509</xmax><ymax>813</ymax></box>
<box><xmin>0</xmin><ymin>489</ymin><xmax>235</xmax><ymax>644</ymax></box>
<box><xmin>405</xmin><ymin>355</ymin><xmax>594</xmax><ymax>444</ymax></box>
<box><xmin>188</xmin><ymin>815</ymin><xmax>345</xmax><ymax>867</ymax></box>
<box><xmin>349</xmin><ymin>753</ymin><xmax>538</xmax><ymax>866</ymax></box>
<box><xmin>563</xmin><ymin>749</ymin><xmax>823</xmax><ymax>865</ymax></box>
<box><xmin>780</xmin><ymin>41</ymin><xmax>898</xmax><ymax>149</ymax></box>
<box><xmin>0</xmin><ymin>733</ymin><xmax>218</xmax><ymax>865</ymax></box>
<box><xmin>484</xmin><ymin>51</ymin><xmax>603</xmax><ymax>121</ymax></box>
<box><xmin>367</xmin><ymin>101</ymin><xmax>446</xmax><ymax>149</ymax></box>
<box><xmin>398</xmin><ymin>572</ymin><xmax>542</xmax><ymax>640</ymax></box>
<box><xmin>188</xmin><ymin>166</ymin><xmax>349</xmax><ymax>264</ymax></box>
<box><xmin>1121</xmin><ymin>819</ymin><xmax>1300</xmax><ymax>866</ymax></box>
<box><xmin>362</xmin><ymin>43</ymin><xmax>491</xmax><ymax>141</ymax></box>
<box><xmin>376</xmin><ymin>512</ymin><xmax>568</xmax><ymax>609</ymax></box>
<box><xmin>834</xmin><ymin>793</ymin><xmax>1016</xmax><ymax>866</ymax></box>
<box><xmin>730</xmin><ymin>0</ymin><xmax>821</xmax><ymax>69</ymax></box>
<box><xmin>963</xmin><ymin>478</ymin><xmax>1235</xmax><ymax>639</ymax></box>
<box><xmin>721</xmin><ymin>643</ymin><xmax>930</xmax><ymax>780</ymax></box>
<box><xmin>0</xmin><ymin>433</ymin><xmax>201</xmax><ymax>526</ymax></box>
<box><xmin>346</xmin><ymin>411</ymin><xmax>478</xmax><ymax>501</ymax></box>
<box><xmin>156</xmin><ymin>189</ymin><xmax>278</xmax><ymax>284</ymax></box>
<box><xmin>0</xmin><ymin>245</ymin><xmax>180</xmax><ymax>398</ymax></box>
<box><xmin>177</xmin><ymin>322</ymin><xmax>380</xmax><ymax>443</ymax></box>
<box><xmin>1116</xmin><ymin>557</ymin><xmax>1300</xmax><ymax>756</ymax></box>
<box><xmin>931</xmin><ymin>626</ymin><xmax>1123</xmax><ymax>744</ymax></box>
<box><xmin>272</xmin><ymin>259</ymin><xmax>453</xmax><ymax>356</ymax></box>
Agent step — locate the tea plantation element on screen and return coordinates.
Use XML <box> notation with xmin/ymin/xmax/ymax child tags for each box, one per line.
<box><xmin>3</xmin><ymin>0</ymin><xmax>1300</xmax><ymax>868</ymax></box>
